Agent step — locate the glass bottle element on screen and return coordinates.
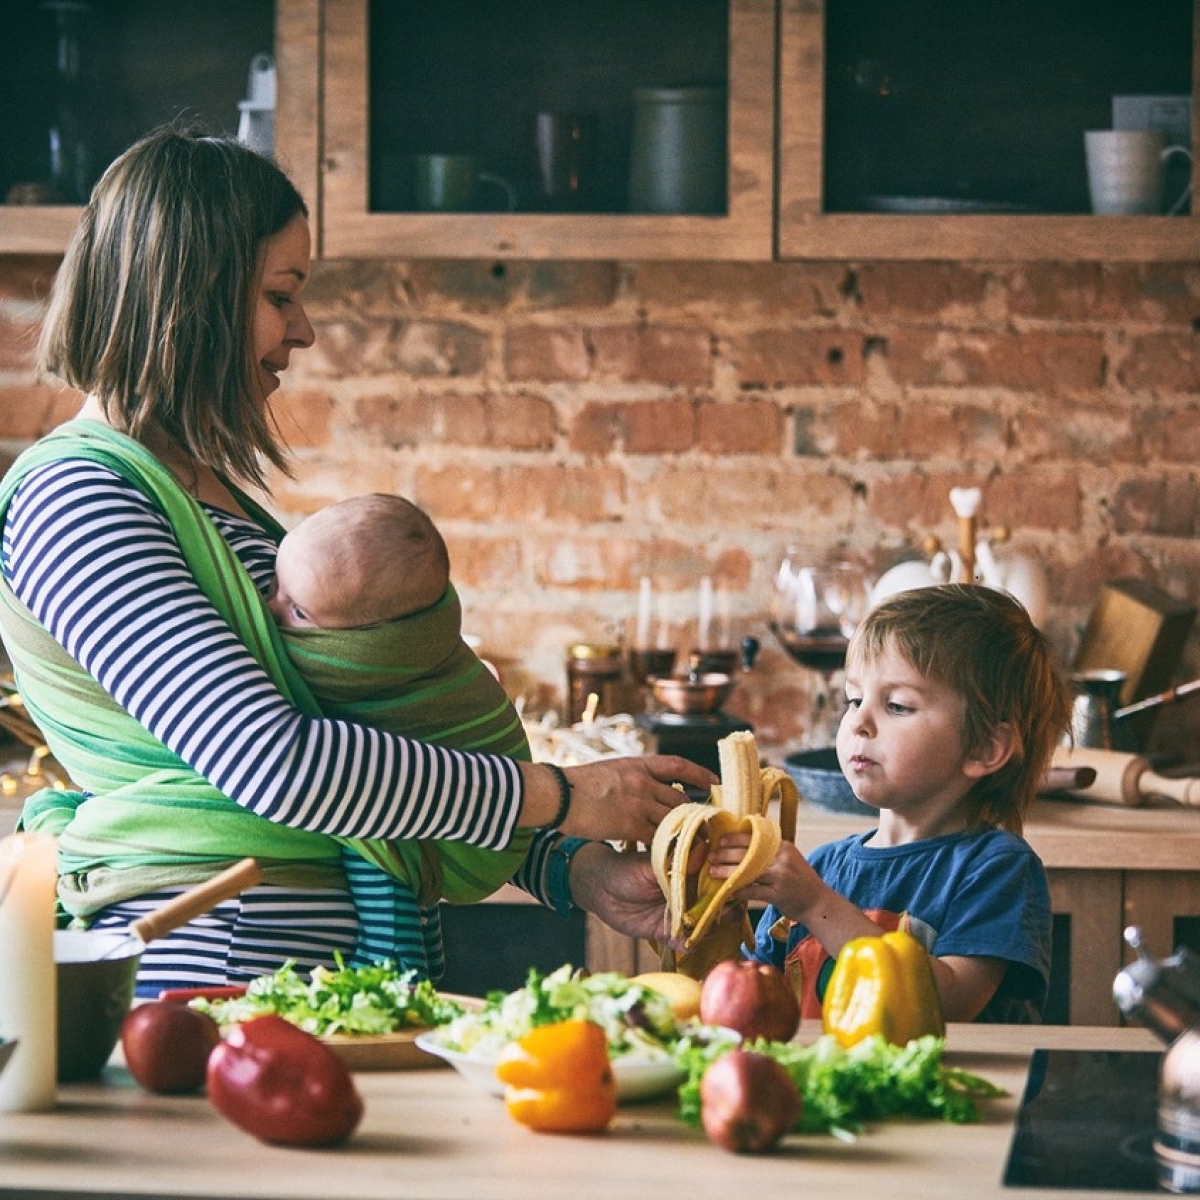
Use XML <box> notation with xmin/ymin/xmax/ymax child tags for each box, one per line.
<box><xmin>42</xmin><ymin>0</ymin><xmax>93</xmax><ymax>204</ymax></box>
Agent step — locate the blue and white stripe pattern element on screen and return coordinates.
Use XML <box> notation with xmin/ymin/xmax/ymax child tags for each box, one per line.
<box><xmin>1</xmin><ymin>458</ymin><xmax>554</xmax><ymax>993</ymax></box>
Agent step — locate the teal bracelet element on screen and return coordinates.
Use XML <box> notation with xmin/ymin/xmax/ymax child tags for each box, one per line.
<box><xmin>547</xmin><ymin>835</ymin><xmax>590</xmax><ymax>919</ymax></box>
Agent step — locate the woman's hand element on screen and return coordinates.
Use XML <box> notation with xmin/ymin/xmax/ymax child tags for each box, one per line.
<box><xmin>564</xmin><ymin>841</ymin><xmax>678</xmax><ymax>944</ymax></box>
<box><xmin>519</xmin><ymin>754</ymin><xmax>716</xmax><ymax>845</ymax></box>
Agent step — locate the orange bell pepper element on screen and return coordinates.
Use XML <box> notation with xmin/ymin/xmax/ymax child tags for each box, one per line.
<box><xmin>494</xmin><ymin>1018</ymin><xmax>617</xmax><ymax>1134</ymax></box>
<box><xmin>822</xmin><ymin>928</ymin><xmax>946</xmax><ymax>1049</ymax></box>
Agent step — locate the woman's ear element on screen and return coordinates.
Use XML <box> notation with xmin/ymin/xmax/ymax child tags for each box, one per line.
<box><xmin>963</xmin><ymin>722</ymin><xmax>1017</xmax><ymax>779</ymax></box>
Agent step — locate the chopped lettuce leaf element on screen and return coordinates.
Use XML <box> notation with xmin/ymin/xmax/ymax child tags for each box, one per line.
<box><xmin>674</xmin><ymin>1033</ymin><xmax>1006</xmax><ymax>1140</ymax></box>
<box><xmin>193</xmin><ymin>955</ymin><xmax>466</xmax><ymax>1036</ymax></box>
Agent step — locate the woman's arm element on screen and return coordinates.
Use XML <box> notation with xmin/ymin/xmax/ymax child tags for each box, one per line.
<box><xmin>4</xmin><ymin>460</ymin><xmax>521</xmax><ymax>847</ymax></box>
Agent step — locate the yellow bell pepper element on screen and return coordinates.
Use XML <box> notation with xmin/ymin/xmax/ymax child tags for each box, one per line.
<box><xmin>494</xmin><ymin>1019</ymin><xmax>617</xmax><ymax>1134</ymax></box>
<box><xmin>821</xmin><ymin>928</ymin><xmax>946</xmax><ymax>1048</ymax></box>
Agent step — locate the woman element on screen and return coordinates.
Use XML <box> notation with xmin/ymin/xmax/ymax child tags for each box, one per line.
<box><xmin>0</xmin><ymin>127</ymin><xmax>713</xmax><ymax>995</ymax></box>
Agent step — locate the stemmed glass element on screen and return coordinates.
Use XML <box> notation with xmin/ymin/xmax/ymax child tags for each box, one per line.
<box><xmin>769</xmin><ymin>548</ymin><xmax>872</xmax><ymax>746</ymax></box>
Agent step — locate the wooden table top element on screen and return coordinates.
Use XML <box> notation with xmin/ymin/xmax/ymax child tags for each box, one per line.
<box><xmin>0</xmin><ymin>1023</ymin><xmax>1164</xmax><ymax>1200</ymax></box>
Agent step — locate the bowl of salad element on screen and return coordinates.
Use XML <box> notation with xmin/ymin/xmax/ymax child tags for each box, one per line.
<box><xmin>189</xmin><ymin>957</ymin><xmax>479</xmax><ymax>1071</ymax></box>
<box><xmin>417</xmin><ymin>964</ymin><xmax>737</xmax><ymax>1102</ymax></box>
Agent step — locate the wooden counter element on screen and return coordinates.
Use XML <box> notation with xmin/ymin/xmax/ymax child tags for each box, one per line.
<box><xmin>0</xmin><ymin>1023</ymin><xmax>1165</xmax><ymax>1200</ymax></box>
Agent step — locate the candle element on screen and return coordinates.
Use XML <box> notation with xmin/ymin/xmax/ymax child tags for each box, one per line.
<box><xmin>717</xmin><ymin>584</ymin><xmax>732</xmax><ymax>649</ymax></box>
<box><xmin>698</xmin><ymin>576</ymin><xmax>714</xmax><ymax>650</ymax></box>
<box><xmin>0</xmin><ymin>832</ymin><xmax>58</xmax><ymax>1111</ymax></box>
<box><xmin>636</xmin><ymin>576</ymin><xmax>652</xmax><ymax>649</ymax></box>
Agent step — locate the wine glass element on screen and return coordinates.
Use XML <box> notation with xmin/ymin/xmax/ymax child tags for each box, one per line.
<box><xmin>769</xmin><ymin>548</ymin><xmax>872</xmax><ymax>746</ymax></box>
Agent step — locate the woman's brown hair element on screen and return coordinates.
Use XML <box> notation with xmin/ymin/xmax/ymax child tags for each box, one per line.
<box><xmin>38</xmin><ymin>125</ymin><xmax>308</xmax><ymax>488</ymax></box>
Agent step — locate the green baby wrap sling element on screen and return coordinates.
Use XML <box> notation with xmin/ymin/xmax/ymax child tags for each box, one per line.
<box><xmin>0</xmin><ymin>421</ymin><xmax>530</xmax><ymax>956</ymax></box>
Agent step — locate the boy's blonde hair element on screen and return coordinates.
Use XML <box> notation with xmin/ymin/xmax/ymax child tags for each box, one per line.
<box><xmin>846</xmin><ymin>583</ymin><xmax>1070</xmax><ymax>835</ymax></box>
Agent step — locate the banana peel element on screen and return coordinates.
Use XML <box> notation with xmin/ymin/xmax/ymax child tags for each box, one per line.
<box><xmin>651</xmin><ymin>731</ymin><xmax>798</xmax><ymax>978</ymax></box>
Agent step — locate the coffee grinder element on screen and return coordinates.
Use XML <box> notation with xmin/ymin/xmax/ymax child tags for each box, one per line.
<box><xmin>635</xmin><ymin>637</ymin><xmax>759</xmax><ymax>776</ymax></box>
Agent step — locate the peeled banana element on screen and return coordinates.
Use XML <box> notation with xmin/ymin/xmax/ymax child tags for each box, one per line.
<box><xmin>651</xmin><ymin>730</ymin><xmax>798</xmax><ymax>977</ymax></box>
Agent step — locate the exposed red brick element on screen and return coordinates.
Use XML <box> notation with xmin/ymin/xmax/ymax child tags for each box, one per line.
<box><xmin>1118</xmin><ymin>333</ymin><xmax>1200</xmax><ymax>393</ymax></box>
<box><xmin>1136</xmin><ymin>403</ymin><xmax>1200</xmax><ymax>463</ymax></box>
<box><xmin>729</xmin><ymin>329</ymin><xmax>867</xmax><ymax>387</ymax></box>
<box><xmin>569</xmin><ymin>399</ymin><xmax>695</xmax><ymax>455</ymax></box>
<box><xmin>1013</xmin><ymin>399</ymin><xmax>1139</xmax><ymax>463</ymax></box>
<box><xmin>504</xmin><ymin>325</ymin><xmax>590</xmax><ymax>381</ymax></box>
<box><xmin>413</xmin><ymin>464</ymin><xmax>501</xmax><ymax>521</ymax></box>
<box><xmin>441</xmin><ymin>534</ymin><xmax>524</xmax><ymax>589</ymax></box>
<box><xmin>697</xmin><ymin>399</ymin><xmax>784</xmax><ymax>455</ymax></box>
<box><xmin>886</xmin><ymin>329</ymin><xmax>1105</xmax><ymax>391</ymax></box>
<box><xmin>0</xmin><ymin>256</ymin><xmax>60</xmax><ymax>303</ymax></box>
<box><xmin>1112</xmin><ymin>476</ymin><xmax>1200</xmax><ymax>537</ymax></box>
<box><xmin>854</xmin><ymin>262</ymin><xmax>989</xmax><ymax>319</ymax></box>
<box><xmin>590</xmin><ymin>325</ymin><xmax>712</xmax><ymax>385</ymax></box>
<box><xmin>0</xmin><ymin>383</ymin><xmax>81</xmax><ymax>438</ymax></box>
<box><xmin>274</xmin><ymin>390</ymin><xmax>335</xmax><ymax>451</ymax></box>
<box><xmin>633</xmin><ymin>262</ymin><xmax>848</xmax><ymax>318</ymax></box>
<box><xmin>0</xmin><ymin>313</ymin><xmax>41</xmax><ymax>371</ymax></box>
<box><xmin>493</xmin><ymin>464</ymin><xmax>625</xmax><ymax>523</ymax></box>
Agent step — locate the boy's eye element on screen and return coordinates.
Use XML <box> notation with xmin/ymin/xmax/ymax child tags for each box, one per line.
<box><xmin>845</xmin><ymin>695</ymin><xmax>862</xmax><ymax>709</ymax></box>
<box><xmin>886</xmin><ymin>699</ymin><xmax>914</xmax><ymax>715</ymax></box>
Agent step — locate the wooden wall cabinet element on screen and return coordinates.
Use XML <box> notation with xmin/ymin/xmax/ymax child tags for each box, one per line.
<box><xmin>316</xmin><ymin>0</ymin><xmax>775</xmax><ymax>261</ymax></box>
<box><xmin>6</xmin><ymin>0</ymin><xmax>1195</xmax><ymax>262</ymax></box>
<box><xmin>779</xmin><ymin>0</ymin><xmax>1200</xmax><ymax>261</ymax></box>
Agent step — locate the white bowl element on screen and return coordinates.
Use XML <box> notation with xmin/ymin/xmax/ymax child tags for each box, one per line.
<box><xmin>413</xmin><ymin>1033</ymin><xmax>685</xmax><ymax>1103</ymax></box>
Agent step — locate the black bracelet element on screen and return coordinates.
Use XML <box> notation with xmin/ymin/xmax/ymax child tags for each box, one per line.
<box><xmin>544</xmin><ymin>763</ymin><xmax>573</xmax><ymax>830</ymax></box>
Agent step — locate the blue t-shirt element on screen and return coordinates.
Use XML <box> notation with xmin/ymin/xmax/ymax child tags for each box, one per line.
<box><xmin>749</xmin><ymin>826</ymin><xmax>1051</xmax><ymax>1024</ymax></box>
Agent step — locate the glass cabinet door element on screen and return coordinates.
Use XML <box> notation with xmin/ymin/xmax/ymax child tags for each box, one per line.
<box><xmin>779</xmin><ymin>0</ymin><xmax>1200</xmax><ymax>261</ymax></box>
<box><xmin>319</xmin><ymin>0</ymin><xmax>775</xmax><ymax>260</ymax></box>
<box><xmin>0</xmin><ymin>0</ymin><xmax>276</xmax><ymax>254</ymax></box>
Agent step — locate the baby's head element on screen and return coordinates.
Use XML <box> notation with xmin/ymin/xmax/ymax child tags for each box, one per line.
<box><xmin>846</xmin><ymin>583</ymin><xmax>1070</xmax><ymax>832</ymax></box>
<box><xmin>271</xmin><ymin>494</ymin><xmax>449</xmax><ymax>629</ymax></box>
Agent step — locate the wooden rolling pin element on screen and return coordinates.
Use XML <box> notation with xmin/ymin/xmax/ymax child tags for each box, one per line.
<box><xmin>1052</xmin><ymin>746</ymin><xmax>1200</xmax><ymax>807</ymax></box>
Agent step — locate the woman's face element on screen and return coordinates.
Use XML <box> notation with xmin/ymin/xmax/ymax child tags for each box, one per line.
<box><xmin>252</xmin><ymin>212</ymin><xmax>314</xmax><ymax>403</ymax></box>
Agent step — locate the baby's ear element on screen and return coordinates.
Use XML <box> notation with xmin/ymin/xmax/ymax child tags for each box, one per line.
<box><xmin>963</xmin><ymin>722</ymin><xmax>1017</xmax><ymax>779</ymax></box>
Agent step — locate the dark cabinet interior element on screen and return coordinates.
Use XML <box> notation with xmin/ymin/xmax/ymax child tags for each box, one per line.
<box><xmin>367</xmin><ymin>0</ymin><xmax>729</xmax><ymax>215</ymax></box>
<box><xmin>822</xmin><ymin>0</ymin><xmax>1193</xmax><ymax>215</ymax></box>
<box><xmin>2</xmin><ymin>0</ymin><xmax>273</xmax><ymax>206</ymax></box>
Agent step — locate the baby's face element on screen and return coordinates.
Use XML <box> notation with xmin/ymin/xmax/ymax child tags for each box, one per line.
<box><xmin>268</xmin><ymin>537</ymin><xmax>323</xmax><ymax>629</ymax></box>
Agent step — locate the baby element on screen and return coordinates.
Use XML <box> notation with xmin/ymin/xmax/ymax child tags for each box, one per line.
<box><xmin>270</xmin><ymin>492</ymin><xmax>448</xmax><ymax>630</ymax></box>
<box><xmin>269</xmin><ymin>493</ymin><xmax>531</xmax><ymax>974</ymax></box>
<box><xmin>711</xmin><ymin>583</ymin><xmax>1071</xmax><ymax>1024</ymax></box>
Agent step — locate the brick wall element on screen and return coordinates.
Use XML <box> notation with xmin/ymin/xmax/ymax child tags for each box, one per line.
<box><xmin>3</xmin><ymin>254</ymin><xmax>1200</xmax><ymax>761</ymax></box>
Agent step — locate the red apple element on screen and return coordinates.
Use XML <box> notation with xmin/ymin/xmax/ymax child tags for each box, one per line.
<box><xmin>121</xmin><ymin>1001</ymin><xmax>221</xmax><ymax>1094</ymax></box>
<box><xmin>700</xmin><ymin>1049</ymin><xmax>801</xmax><ymax>1153</ymax></box>
<box><xmin>699</xmin><ymin>959</ymin><xmax>800</xmax><ymax>1043</ymax></box>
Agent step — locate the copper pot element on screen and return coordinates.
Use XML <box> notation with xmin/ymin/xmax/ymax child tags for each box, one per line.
<box><xmin>648</xmin><ymin>670</ymin><xmax>736</xmax><ymax>715</ymax></box>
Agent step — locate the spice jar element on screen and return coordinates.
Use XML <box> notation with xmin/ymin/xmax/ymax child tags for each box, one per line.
<box><xmin>565</xmin><ymin>643</ymin><xmax>624</xmax><ymax>725</ymax></box>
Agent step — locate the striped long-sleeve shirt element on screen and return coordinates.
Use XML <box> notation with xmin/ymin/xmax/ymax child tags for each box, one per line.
<box><xmin>2</xmin><ymin>459</ymin><xmax>555</xmax><ymax>897</ymax></box>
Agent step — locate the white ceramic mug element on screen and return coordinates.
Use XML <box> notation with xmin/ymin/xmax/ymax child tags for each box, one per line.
<box><xmin>1084</xmin><ymin>130</ymin><xmax>1192</xmax><ymax>215</ymax></box>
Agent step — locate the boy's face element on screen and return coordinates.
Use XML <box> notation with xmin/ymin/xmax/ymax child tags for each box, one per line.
<box><xmin>836</xmin><ymin>642</ymin><xmax>994</xmax><ymax>823</ymax></box>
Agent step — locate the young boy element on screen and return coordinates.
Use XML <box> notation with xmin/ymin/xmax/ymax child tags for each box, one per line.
<box><xmin>712</xmin><ymin>583</ymin><xmax>1070</xmax><ymax>1024</ymax></box>
<box><xmin>269</xmin><ymin>493</ymin><xmax>532</xmax><ymax>974</ymax></box>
